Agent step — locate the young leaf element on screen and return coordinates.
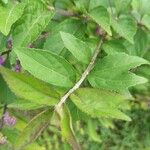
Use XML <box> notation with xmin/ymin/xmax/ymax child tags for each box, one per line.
<box><xmin>102</xmin><ymin>39</ymin><xmax>127</xmax><ymax>55</ymax></box>
<box><xmin>60</xmin><ymin>31</ymin><xmax>92</xmax><ymax>64</ymax></box>
<box><xmin>58</xmin><ymin>106</ymin><xmax>80</xmax><ymax>150</ymax></box>
<box><xmin>88</xmin><ymin>53</ymin><xmax>149</xmax><ymax>91</ymax></box>
<box><xmin>44</xmin><ymin>19</ymin><xmax>85</xmax><ymax>55</ymax></box>
<box><xmin>0</xmin><ymin>67</ymin><xmax>59</xmax><ymax>106</ymax></box>
<box><xmin>14</xmin><ymin>47</ymin><xmax>76</xmax><ymax>88</ymax></box>
<box><xmin>12</xmin><ymin>0</ymin><xmax>54</xmax><ymax>47</ymax></box>
<box><xmin>111</xmin><ymin>15</ymin><xmax>137</xmax><ymax>44</ymax></box>
<box><xmin>14</xmin><ymin>109</ymin><xmax>53</xmax><ymax>150</ymax></box>
<box><xmin>0</xmin><ymin>2</ymin><xmax>25</xmax><ymax>35</ymax></box>
<box><xmin>70</xmin><ymin>88</ymin><xmax>131</xmax><ymax>121</ymax></box>
<box><xmin>88</xmin><ymin>6</ymin><xmax>112</xmax><ymax>36</ymax></box>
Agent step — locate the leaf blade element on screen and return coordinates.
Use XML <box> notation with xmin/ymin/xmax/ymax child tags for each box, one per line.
<box><xmin>0</xmin><ymin>67</ymin><xmax>59</xmax><ymax>106</ymax></box>
<box><xmin>14</xmin><ymin>109</ymin><xmax>53</xmax><ymax>150</ymax></box>
<box><xmin>14</xmin><ymin>47</ymin><xmax>76</xmax><ymax>88</ymax></box>
<box><xmin>70</xmin><ymin>88</ymin><xmax>131</xmax><ymax>121</ymax></box>
<box><xmin>89</xmin><ymin>6</ymin><xmax>112</xmax><ymax>35</ymax></box>
<box><xmin>88</xmin><ymin>53</ymin><xmax>149</xmax><ymax>91</ymax></box>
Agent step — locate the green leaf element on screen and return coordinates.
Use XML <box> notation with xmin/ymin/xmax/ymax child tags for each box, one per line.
<box><xmin>14</xmin><ymin>109</ymin><xmax>53</xmax><ymax>150</ymax></box>
<box><xmin>58</xmin><ymin>106</ymin><xmax>80</xmax><ymax>150</ymax></box>
<box><xmin>132</xmin><ymin>0</ymin><xmax>150</xmax><ymax>15</ymax></box>
<box><xmin>14</xmin><ymin>47</ymin><xmax>76</xmax><ymax>88</ymax></box>
<box><xmin>111</xmin><ymin>15</ymin><xmax>137</xmax><ymax>44</ymax></box>
<box><xmin>0</xmin><ymin>33</ymin><xmax>7</xmax><ymax>53</ymax></box>
<box><xmin>89</xmin><ymin>0</ymin><xmax>109</xmax><ymax>11</ymax></box>
<box><xmin>114</xmin><ymin>0</ymin><xmax>131</xmax><ymax>14</ymax></box>
<box><xmin>60</xmin><ymin>31</ymin><xmax>91</xmax><ymax>64</ymax></box>
<box><xmin>8</xmin><ymin>99</ymin><xmax>45</xmax><ymax>110</ymax></box>
<box><xmin>44</xmin><ymin>19</ymin><xmax>85</xmax><ymax>55</ymax></box>
<box><xmin>123</xmin><ymin>28</ymin><xmax>149</xmax><ymax>56</ymax></box>
<box><xmin>12</xmin><ymin>0</ymin><xmax>54</xmax><ymax>47</ymax></box>
<box><xmin>0</xmin><ymin>1</ymin><xmax>25</xmax><ymax>36</ymax></box>
<box><xmin>141</xmin><ymin>14</ymin><xmax>150</xmax><ymax>30</ymax></box>
<box><xmin>88</xmin><ymin>53</ymin><xmax>149</xmax><ymax>92</ymax></box>
<box><xmin>70</xmin><ymin>88</ymin><xmax>131</xmax><ymax>121</ymax></box>
<box><xmin>102</xmin><ymin>39</ymin><xmax>127</xmax><ymax>55</ymax></box>
<box><xmin>0</xmin><ymin>74</ymin><xmax>16</xmax><ymax>104</ymax></box>
<box><xmin>89</xmin><ymin>6</ymin><xmax>112</xmax><ymax>35</ymax></box>
<box><xmin>0</xmin><ymin>58</ymin><xmax>16</xmax><ymax>104</ymax></box>
<box><xmin>0</xmin><ymin>67</ymin><xmax>59</xmax><ymax>106</ymax></box>
<box><xmin>87</xmin><ymin>120</ymin><xmax>102</xmax><ymax>143</ymax></box>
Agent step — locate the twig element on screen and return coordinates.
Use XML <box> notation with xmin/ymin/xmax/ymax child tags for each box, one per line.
<box><xmin>55</xmin><ymin>38</ymin><xmax>103</xmax><ymax>110</ymax></box>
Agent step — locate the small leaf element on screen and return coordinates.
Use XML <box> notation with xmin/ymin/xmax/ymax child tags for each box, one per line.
<box><xmin>88</xmin><ymin>53</ymin><xmax>149</xmax><ymax>91</ymax></box>
<box><xmin>0</xmin><ymin>67</ymin><xmax>59</xmax><ymax>106</ymax></box>
<box><xmin>0</xmin><ymin>1</ymin><xmax>25</xmax><ymax>35</ymax></box>
<box><xmin>14</xmin><ymin>109</ymin><xmax>53</xmax><ymax>150</ymax></box>
<box><xmin>58</xmin><ymin>106</ymin><xmax>80</xmax><ymax>150</ymax></box>
<box><xmin>60</xmin><ymin>31</ymin><xmax>91</xmax><ymax>64</ymax></box>
<box><xmin>14</xmin><ymin>47</ymin><xmax>76</xmax><ymax>88</ymax></box>
<box><xmin>111</xmin><ymin>15</ymin><xmax>137</xmax><ymax>43</ymax></box>
<box><xmin>89</xmin><ymin>6</ymin><xmax>112</xmax><ymax>35</ymax></box>
<box><xmin>102</xmin><ymin>39</ymin><xmax>127</xmax><ymax>55</ymax></box>
<box><xmin>12</xmin><ymin>0</ymin><xmax>54</xmax><ymax>47</ymax></box>
<box><xmin>44</xmin><ymin>19</ymin><xmax>85</xmax><ymax>55</ymax></box>
<box><xmin>70</xmin><ymin>88</ymin><xmax>131</xmax><ymax>121</ymax></box>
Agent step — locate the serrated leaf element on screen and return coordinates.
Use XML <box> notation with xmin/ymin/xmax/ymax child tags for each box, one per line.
<box><xmin>60</xmin><ymin>31</ymin><xmax>91</xmax><ymax>64</ymax></box>
<box><xmin>70</xmin><ymin>88</ymin><xmax>131</xmax><ymax>121</ymax></box>
<box><xmin>102</xmin><ymin>39</ymin><xmax>127</xmax><ymax>55</ymax></box>
<box><xmin>0</xmin><ymin>1</ymin><xmax>25</xmax><ymax>36</ymax></box>
<box><xmin>12</xmin><ymin>0</ymin><xmax>54</xmax><ymax>47</ymax></box>
<box><xmin>111</xmin><ymin>15</ymin><xmax>137</xmax><ymax>43</ymax></box>
<box><xmin>89</xmin><ymin>6</ymin><xmax>112</xmax><ymax>35</ymax></box>
<box><xmin>14</xmin><ymin>109</ymin><xmax>53</xmax><ymax>150</ymax></box>
<box><xmin>88</xmin><ymin>53</ymin><xmax>149</xmax><ymax>92</ymax></box>
<box><xmin>0</xmin><ymin>67</ymin><xmax>59</xmax><ymax>106</ymax></box>
<box><xmin>14</xmin><ymin>47</ymin><xmax>76</xmax><ymax>88</ymax></box>
<box><xmin>44</xmin><ymin>19</ymin><xmax>85</xmax><ymax>55</ymax></box>
<box><xmin>58</xmin><ymin>106</ymin><xmax>80</xmax><ymax>150</ymax></box>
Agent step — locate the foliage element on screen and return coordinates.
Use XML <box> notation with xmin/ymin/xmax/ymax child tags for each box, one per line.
<box><xmin>0</xmin><ymin>0</ymin><xmax>149</xmax><ymax>149</ymax></box>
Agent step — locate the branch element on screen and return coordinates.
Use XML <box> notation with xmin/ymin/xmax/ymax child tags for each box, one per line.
<box><xmin>55</xmin><ymin>38</ymin><xmax>103</xmax><ymax>110</ymax></box>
